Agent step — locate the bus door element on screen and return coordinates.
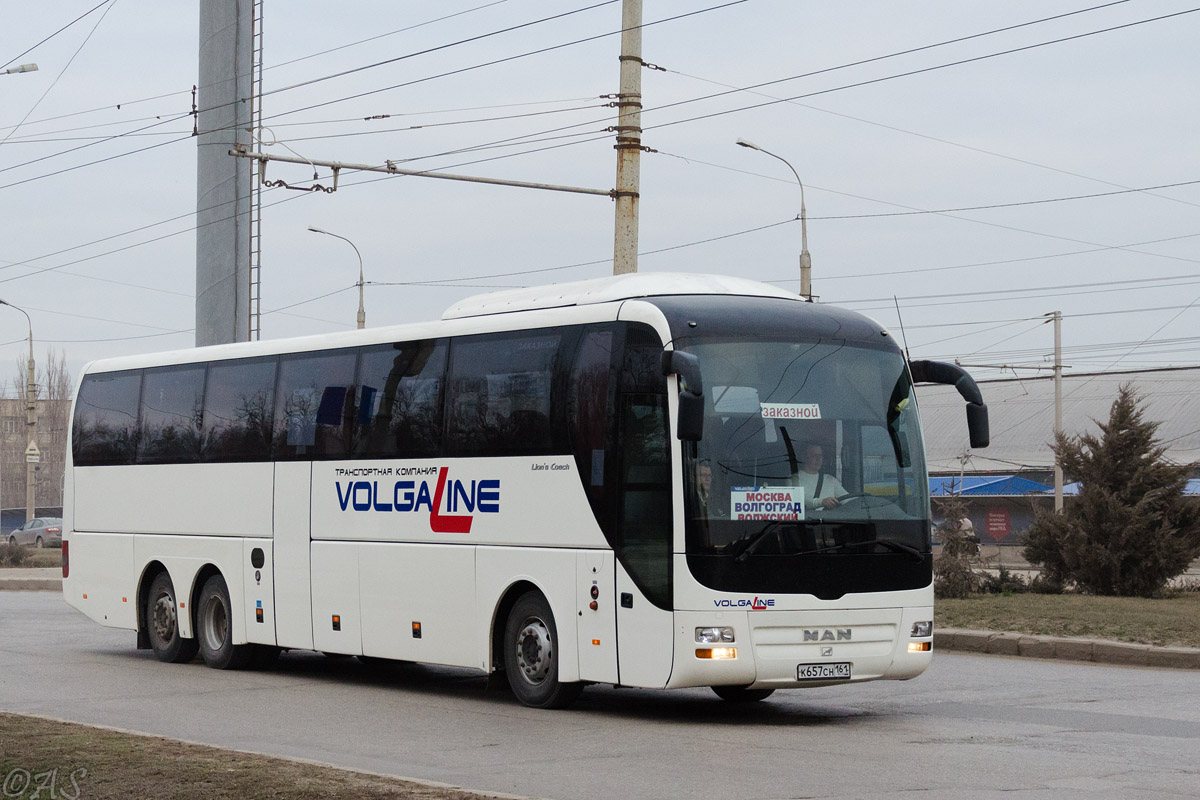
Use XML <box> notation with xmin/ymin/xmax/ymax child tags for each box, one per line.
<box><xmin>614</xmin><ymin>390</ymin><xmax>675</xmax><ymax>688</ymax></box>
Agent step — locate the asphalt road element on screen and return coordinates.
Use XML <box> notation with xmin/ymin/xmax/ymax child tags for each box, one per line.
<box><xmin>1</xmin><ymin>592</ymin><xmax>1197</xmax><ymax>800</ymax></box>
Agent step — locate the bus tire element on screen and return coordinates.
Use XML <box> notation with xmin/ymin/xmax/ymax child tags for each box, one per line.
<box><xmin>712</xmin><ymin>685</ymin><xmax>775</xmax><ymax>703</ymax></box>
<box><xmin>146</xmin><ymin>572</ymin><xmax>198</xmax><ymax>664</ymax></box>
<box><xmin>503</xmin><ymin>591</ymin><xmax>583</xmax><ymax>709</ymax></box>
<box><xmin>196</xmin><ymin>574</ymin><xmax>253</xmax><ymax>670</ymax></box>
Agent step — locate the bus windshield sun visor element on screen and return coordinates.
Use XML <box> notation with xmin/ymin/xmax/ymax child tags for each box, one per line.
<box><xmin>908</xmin><ymin>360</ymin><xmax>990</xmax><ymax>449</ymax></box>
<box><xmin>661</xmin><ymin>350</ymin><xmax>703</xmax><ymax>441</ymax></box>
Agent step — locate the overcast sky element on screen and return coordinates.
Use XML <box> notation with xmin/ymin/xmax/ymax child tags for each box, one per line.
<box><xmin>1</xmin><ymin>0</ymin><xmax>1197</xmax><ymax>390</ymax></box>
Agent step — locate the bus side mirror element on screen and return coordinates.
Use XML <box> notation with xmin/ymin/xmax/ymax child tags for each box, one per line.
<box><xmin>909</xmin><ymin>359</ymin><xmax>990</xmax><ymax>449</ymax></box>
<box><xmin>661</xmin><ymin>350</ymin><xmax>704</xmax><ymax>441</ymax></box>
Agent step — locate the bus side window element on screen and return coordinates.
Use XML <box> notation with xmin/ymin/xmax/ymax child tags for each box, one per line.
<box><xmin>569</xmin><ymin>326</ymin><xmax>617</xmax><ymax>532</ymax></box>
<box><xmin>73</xmin><ymin>370</ymin><xmax>142</xmax><ymax>466</ymax></box>
<box><xmin>138</xmin><ymin>364</ymin><xmax>205</xmax><ymax>464</ymax></box>
<box><xmin>445</xmin><ymin>330</ymin><xmax>568</xmax><ymax>457</ymax></box>
<box><xmin>273</xmin><ymin>349</ymin><xmax>356</xmax><ymax>460</ymax></box>
<box><xmin>355</xmin><ymin>339</ymin><xmax>447</xmax><ymax>459</ymax></box>
<box><xmin>202</xmin><ymin>357</ymin><xmax>278</xmax><ymax>462</ymax></box>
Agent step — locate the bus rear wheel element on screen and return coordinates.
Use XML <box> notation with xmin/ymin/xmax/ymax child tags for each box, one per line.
<box><xmin>712</xmin><ymin>685</ymin><xmax>775</xmax><ymax>703</ymax></box>
<box><xmin>146</xmin><ymin>572</ymin><xmax>198</xmax><ymax>663</ymax></box>
<box><xmin>503</xmin><ymin>592</ymin><xmax>583</xmax><ymax>709</ymax></box>
<box><xmin>196</xmin><ymin>574</ymin><xmax>253</xmax><ymax>670</ymax></box>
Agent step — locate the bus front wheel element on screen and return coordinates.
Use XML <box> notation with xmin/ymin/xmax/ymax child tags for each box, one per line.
<box><xmin>146</xmin><ymin>572</ymin><xmax>198</xmax><ymax>664</ymax></box>
<box><xmin>503</xmin><ymin>592</ymin><xmax>583</xmax><ymax>709</ymax></box>
<box><xmin>712</xmin><ymin>685</ymin><xmax>775</xmax><ymax>703</ymax></box>
<box><xmin>196</xmin><ymin>574</ymin><xmax>253</xmax><ymax>670</ymax></box>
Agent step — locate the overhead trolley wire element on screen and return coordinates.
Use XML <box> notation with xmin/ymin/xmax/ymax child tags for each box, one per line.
<box><xmin>0</xmin><ymin>0</ymin><xmax>113</xmax><ymax>70</ymax></box>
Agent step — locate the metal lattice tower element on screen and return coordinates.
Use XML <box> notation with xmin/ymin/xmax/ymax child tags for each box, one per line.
<box><xmin>248</xmin><ymin>0</ymin><xmax>265</xmax><ymax>340</ymax></box>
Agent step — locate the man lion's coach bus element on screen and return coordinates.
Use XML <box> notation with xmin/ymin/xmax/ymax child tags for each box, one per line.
<box><xmin>63</xmin><ymin>274</ymin><xmax>988</xmax><ymax>708</ymax></box>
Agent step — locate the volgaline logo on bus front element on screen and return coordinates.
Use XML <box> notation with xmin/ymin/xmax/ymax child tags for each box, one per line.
<box><xmin>713</xmin><ymin>596</ymin><xmax>775</xmax><ymax>610</ymax></box>
<box><xmin>335</xmin><ymin>467</ymin><xmax>498</xmax><ymax>534</ymax></box>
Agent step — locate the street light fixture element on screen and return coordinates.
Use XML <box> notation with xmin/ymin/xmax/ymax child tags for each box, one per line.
<box><xmin>2</xmin><ymin>63</ymin><xmax>39</xmax><ymax>75</ymax></box>
<box><xmin>736</xmin><ymin>138</ymin><xmax>813</xmax><ymax>301</ymax></box>
<box><xmin>307</xmin><ymin>226</ymin><xmax>365</xmax><ymax>329</ymax></box>
<box><xmin>0</xmin><ymin>298</ymin><xmax>38</xmax><ymax>523</ymax></box>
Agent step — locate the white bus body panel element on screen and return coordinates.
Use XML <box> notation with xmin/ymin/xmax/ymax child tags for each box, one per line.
<box><xmin>310</xmin><ymin>541</ymin><xmax>362</xmax><ymax>655</ymax></box>
<box><xmin>576</xmin><ymin>550</ymin><xmax>618</xmax><ymax>684</ymax></box>
<box><xmin>242</xmin><ymin>538</ymin><xmax>276</xmax><ymax>645</ymax></box>
<box><xmin>615</xmin><ymin>563</ymin><xmax>674</xmax><ymax>688</ymax></box>
<box><xmin>63</xmin><ymin>532</ymin><xmax>136</xmax><ymax>631</ymax></box>
<box><xmin>310</xmin><ymin>456</ymin><xmax>601</xmax><ymax>548</ymax></box>
<box><xmin>273</xmin><ymin>461</ymin><xmax>313</xmax><ymax>650</ymax></box>
<box><xmin>359</xmin><ymin>542</ymin><xmax>476</xmax><ymax>666</ymax></box>
<box><xmin>73</xmin><ymin>463</ymin><xmax>273</xmax><ymax>537</ymax></box>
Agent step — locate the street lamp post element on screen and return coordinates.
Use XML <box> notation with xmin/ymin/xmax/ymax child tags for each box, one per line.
<box><xmin>1</xmin><ymin>63</ymin><xmax>39</xmax><ymax>76</ymax></box>
<box><xmin>307</xmin><ymin>226</ymin><xmax>365</xmax><ymax>329</ymax></box>
<box><xmin>0</xmin><ymin>299</ymin><xmax>38</xmax><ymax>523</ymax></box>
<box><xmin>736</xmin><ymin>138</ymin><xmax>813</xmax><ymax>301</ymax></box>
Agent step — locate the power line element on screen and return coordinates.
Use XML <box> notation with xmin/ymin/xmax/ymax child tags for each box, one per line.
<box><xmin>0</xmin><ymin>0</ymin><xmax>112</xmax><ymax>70</ymax></box>
<box><xmin>667</xmin><ymin>68</ymin><xmax>1200</xmax><ymax>213</ymax></box>
<box><xmin>0</xmin><ymin>0</ymin><xmax>120</xmax><ymax>148</ymax></box>
<box><xmin>643</xmin><ymin>7</ymin><xmax>1200</xmax><ymax>134</ymax></box>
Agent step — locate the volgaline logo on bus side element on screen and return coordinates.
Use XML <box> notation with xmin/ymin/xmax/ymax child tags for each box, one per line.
<box><xmin>335</xmin><ymin>467</ymin><xmax>498</xmax><ymax>534</ymax></box>
<box><xmin>713</xmin><ymin>597</ymin><xmax>774</xmax><ymax>610</ymax></box>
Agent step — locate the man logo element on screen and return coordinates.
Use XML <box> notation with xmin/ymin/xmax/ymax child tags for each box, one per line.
<box><xmin>803</xmin><ymin>628</ymin><xmax>851</xmax><ymax>642</ymax></box>
<box><xmin>821</xmin><ymin>646</ymin><xmax>833</xmax><ymax>657</ymax></box>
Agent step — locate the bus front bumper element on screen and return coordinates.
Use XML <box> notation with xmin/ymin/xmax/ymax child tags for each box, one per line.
<box><xmin>666</xmin><ymin>606</ymin><xmax>934</xmax><ymax>690</ymax></box>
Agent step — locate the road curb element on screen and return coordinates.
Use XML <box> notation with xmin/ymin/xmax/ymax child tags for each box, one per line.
<box><xmin>0</xmin><ymin>578</ymin><xmax>61</xmax><ymax>591</ymax></box>
<box><xmin>936</xmin><ymin>627</ymin><xmax>1200</xmax><ymax>669</ymax></box>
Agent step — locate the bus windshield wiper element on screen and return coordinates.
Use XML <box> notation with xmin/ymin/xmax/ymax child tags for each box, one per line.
<box><xmin>805</xmin><ymin>538</ymin><xmax>925</xmax><ymax>562</ymax></box>
<box><xmin>728</xmin><ymin>522</ymin><xmax>788</xmax><ymax>562</ymax></box>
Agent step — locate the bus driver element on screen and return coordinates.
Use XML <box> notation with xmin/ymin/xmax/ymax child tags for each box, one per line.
<box><xmin>796</xmin><ymin>442</ymin><xmax>845</xmax><ymax>512</ymax></box>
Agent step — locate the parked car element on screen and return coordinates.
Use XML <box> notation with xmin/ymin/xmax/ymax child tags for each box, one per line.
<box><xmin>7</xmin><ymin>518</ymin><xmax>62</xmax><ymax>548</ymax></box>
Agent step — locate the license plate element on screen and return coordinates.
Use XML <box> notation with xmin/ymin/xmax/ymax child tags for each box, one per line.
<box><xmin>797</xmin><ymin>662</ymin><xmax>851</xmax><ymax>681</ymax></box>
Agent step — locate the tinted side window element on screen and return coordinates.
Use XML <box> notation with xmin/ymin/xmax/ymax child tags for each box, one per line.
<box><xmin>274</xmin><ymin>350</ymin><xmax>356</xmax><ymax>460</ymax></box>
<box><xmin>569</xmin><ymin>326</ymin><xmax>617</xmax><ymax>535</ymax></box>
<box><xmin>445</xmin><ymin>330</ymin><xmax>568</xmax><ymax>457</ymax></box>
<box><xmin>203</xmin><ymin>357</ymin><xmax>277</xmax><ymax>462</ymax></box>
<box><xmin>355</xmin><ymin>339</ymin><xmax>447</xmax><ymax>459</ymax></box>
<box><xmin>138</xmin><ymin>364</ymin><xmax>205</xmax><ymax>464</ymax></box>
<box><xmin>73</xmin><ymin>370</ymin><xmax>142</xmax><ymax>466</ymax></box>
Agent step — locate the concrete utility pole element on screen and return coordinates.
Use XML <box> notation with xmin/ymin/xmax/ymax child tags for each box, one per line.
<box><xmin>612</xmin><ymin>0</ymin><xmax>643</xmax><ymax>275</ymax></box>
<box><xmin>196</xmin><ymin>0</ymin><xmax>253</xmax><ymax>346</ymax></box>
<box><xmin>0</xmin><ymin>299</ymin><xmax>38</xmax><ymax>522</ymax></box>
<box><xmin>1050</xmin><ymin>310</ymin><xmax>1064</xmax><ymax>512</ymax></box>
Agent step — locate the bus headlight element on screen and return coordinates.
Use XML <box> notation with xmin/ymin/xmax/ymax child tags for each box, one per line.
<box><xmin>911</xmin><ymin>621</ymin><xmax>933</xmax><ymax>638</ymax></box>
<box><xmin>696</xmin><ymin>626</ymin><xmax>735</xmax><ymax>643</ymax></box>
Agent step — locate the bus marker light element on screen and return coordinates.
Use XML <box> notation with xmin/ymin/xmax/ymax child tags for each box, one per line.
<box><xmin>589</xmin><ymin>600</ymin><xmax>598</xmax><ymax>611</ymax></box>
<box><xmin>82</xmin><ymin>594</ymin><xmax>87</xmax><ymax>600</ymax></box>
<box><xmin>592</xmin><ymin>639</ymin><xmax>601</xmax><ymax>646</ymax></box>
<box><xmin>61</xmin><ymin>541</ymin><xmax>68</xmax><ymax>578</ymax></box>
<box><xmin>696</xmin><ymin>647</ymin><xmax>737</xmax><ymax>660</ymax></box>
<box><xmin>332</xmin><ymin>615</ymin><xmax>341</xmax><ymax>631</ymax></box>
<box><xmin>908</xmin><ymin>642</ymin><xmax>931</xmax><ymax>653</ymax></box>
<box><xmin>122</xmin><ymin>597</ymin><xmax>127</xmax><ymax>603</ymax></box>
<box><xmin>412</xmin><ymin>622</ymin><xmax>422</xmax><ymax>639</ymax></box>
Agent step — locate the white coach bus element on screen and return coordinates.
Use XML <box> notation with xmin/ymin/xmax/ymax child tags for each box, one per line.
<box><xmin>62</xmin><ymin>273</ymin><xmax>988</xmax><ymax>708</ymax></box>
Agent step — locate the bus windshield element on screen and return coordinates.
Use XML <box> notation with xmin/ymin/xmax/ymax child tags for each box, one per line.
<box><xmin>681</xmin><ymin>337</ymin><xmax>930</xmax><ymax>596</ymax></box>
